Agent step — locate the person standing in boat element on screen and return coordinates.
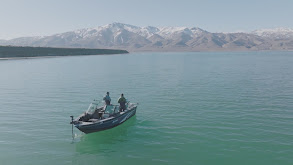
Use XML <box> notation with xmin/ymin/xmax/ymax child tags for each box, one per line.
<box><xmin>118</xmin><ymin>93</ymin><xmax>127</xmax><ymax>112</ymax></box>
<box><xmin>103</xmin><ymin>92</ymin><xmax>111</xmax><ymax>105</ymax></box>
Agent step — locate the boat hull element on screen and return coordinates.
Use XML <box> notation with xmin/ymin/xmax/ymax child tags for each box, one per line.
<box><xmin>75</xmin><ymin>107</ymin><xmax>137</xmax><ymax>134</ymax></box>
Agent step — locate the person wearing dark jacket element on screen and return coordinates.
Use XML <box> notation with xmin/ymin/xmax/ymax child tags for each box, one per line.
<box><xmin>118</xmin><ymin>93</ymin><xmax>127</xmax><ymax>112</ymax></box>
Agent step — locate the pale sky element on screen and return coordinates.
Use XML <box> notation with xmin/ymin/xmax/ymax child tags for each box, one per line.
<box><xmin>0</xmin><ymin>0</ymin><xmax>292</xmax><ymax>39</ymax></box>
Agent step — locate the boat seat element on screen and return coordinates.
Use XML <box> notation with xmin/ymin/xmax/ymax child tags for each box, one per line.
<box><xmin>91</xmin><ymin>111</ymin><xmax>100</xmax><ymax>119</ymax></box>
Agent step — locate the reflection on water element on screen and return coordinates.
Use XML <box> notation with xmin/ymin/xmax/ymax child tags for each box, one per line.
<box><xmin>75</xmin><ymin>116</ymin><xmax>137</xmax><ymax>154</ymax></box>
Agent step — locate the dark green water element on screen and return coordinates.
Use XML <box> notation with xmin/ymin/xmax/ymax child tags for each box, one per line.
<box><xmin>0</xmin><ymin>52</ymin><xmax>293</xmax><ymax>165</ymax></box>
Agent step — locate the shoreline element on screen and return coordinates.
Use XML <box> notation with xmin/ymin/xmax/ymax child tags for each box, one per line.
<box><xmin>0</xmin><ymin>46</ymin><xmax>129</xmax><ymax>60</ymax></box>
<box><xmin>0</xmin><ymin>53</ymin><xmax>127</xmax><ymax>60</ymax></box>
<box><xmin>1</xmin><ymin>50</ymin><xmax>293</xmax><ymax>61</ymax></box>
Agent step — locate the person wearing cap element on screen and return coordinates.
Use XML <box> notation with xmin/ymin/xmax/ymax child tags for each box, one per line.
<box><xmin>118</xmin><ymin>93</ymin><xmax>127</xmax><ymax>112</ymax></box>
<box><xmin>103</xmin><ymin>92</ymin><xmax>111</xmax><ymax>105</ymax></box>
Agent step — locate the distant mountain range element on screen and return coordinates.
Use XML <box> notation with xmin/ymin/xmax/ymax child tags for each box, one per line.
<box><xmin>1</xmin><ymin>23</ymin><xmax>293</xmax><ymax>52</ymax></box>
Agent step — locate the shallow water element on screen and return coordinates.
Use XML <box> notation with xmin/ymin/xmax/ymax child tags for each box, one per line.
<box><xmin>0</xmin><ymin>52</ymin><xmax>293</xmax><ymax>165</ymax></box>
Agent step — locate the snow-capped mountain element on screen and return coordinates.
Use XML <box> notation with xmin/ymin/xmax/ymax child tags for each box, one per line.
<box><xmin>0</xmin><ymin>23</ymin><xmax>293</xmax><ymax>51</ymax></box>
<box><xmin>252</xmin><ymin>27</ymin><xmax>293</xmax><ymax>39</ymax></box>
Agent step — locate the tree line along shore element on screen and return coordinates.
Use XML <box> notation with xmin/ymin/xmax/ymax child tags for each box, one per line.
<box><xmin>0</xmin><ymin>46</ymin><xmax>128</xmax><ymax>58</ymax></box>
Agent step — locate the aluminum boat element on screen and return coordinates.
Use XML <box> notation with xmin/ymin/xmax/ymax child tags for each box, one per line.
<box><xmin>70</xmin><ymin>100</ymin><xmax>138</xmax><ymax>134</ymax></box>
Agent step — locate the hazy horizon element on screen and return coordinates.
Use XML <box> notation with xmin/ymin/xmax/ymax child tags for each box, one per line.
<box><xmin>0</xmin><ymin>0</ymin><xmax>293</xmax><ymax>39</ymax></box>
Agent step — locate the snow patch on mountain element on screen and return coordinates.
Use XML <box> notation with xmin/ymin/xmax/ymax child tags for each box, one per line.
<box><xmin>55</xmin><ymin>23</ymin><xmax>206</xmax><ymax>40</ymax></box>
<box><xmin>252</xmin><ymin>27</ymin><xmax>293</xmax><ymax>38</ymax></box>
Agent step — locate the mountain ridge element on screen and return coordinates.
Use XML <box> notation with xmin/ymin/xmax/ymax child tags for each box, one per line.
<box><xmin>1</xmin><ymin>22</ymin><xmax>293</xmax><ymax>52</ymax></box>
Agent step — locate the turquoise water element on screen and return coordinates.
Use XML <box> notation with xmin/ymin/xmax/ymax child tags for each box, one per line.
<box><xmin>0</xmin><ymin>52</ymin><xmax>293</xmax><ymax>165</ymax></box>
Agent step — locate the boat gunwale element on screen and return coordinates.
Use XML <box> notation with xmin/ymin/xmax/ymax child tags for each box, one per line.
<box><xmin>74</xmin><ymin>106</ymin><xmax>137</xmax><ymax>128</ymax></box>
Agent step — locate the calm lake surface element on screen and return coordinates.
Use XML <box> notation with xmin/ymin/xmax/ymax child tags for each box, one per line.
<box><xmin>0</xmin><ymin>52</ymin><xmax>293</xmax><ymax>165</ymax></box>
